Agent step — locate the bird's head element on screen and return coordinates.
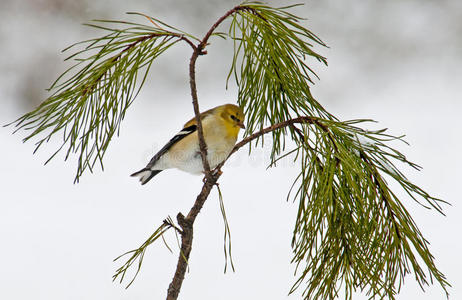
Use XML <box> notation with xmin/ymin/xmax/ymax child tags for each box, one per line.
<box><xmin>221</xmin><ymin>104</ymin><xmax>245</xmax><ymax>130</ymax></box>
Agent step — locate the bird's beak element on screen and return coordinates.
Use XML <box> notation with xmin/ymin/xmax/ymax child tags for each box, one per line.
<box><xmin>238</xmin><ymin>121</ymin><xmax>245</xmax><ymax>129</ymax></box>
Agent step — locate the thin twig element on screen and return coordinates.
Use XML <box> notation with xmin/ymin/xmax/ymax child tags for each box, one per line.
<box><xmin>222</xmin><ymin>116</ymin><xmax>318</xmax><ymax>165</ymax></box>
<box><xmin>191</xmin><ymin>4</ymin><xmax>248</xmax><ymax>179</ymax></box>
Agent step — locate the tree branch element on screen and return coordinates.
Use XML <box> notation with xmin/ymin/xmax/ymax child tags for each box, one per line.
<box><xmin>166</xmin><ymin>5</ymin><xmax>248</xmax><ymax>300</ymax></box>
<box><xmin>222</xmin><ymin>116</ymin><xmax>318</xmax><ymax>165</ymax></box>
<box><xmin>189</xmin><ymin>49</ymin><xmax>211</xmax><ymax>175</ymax></box>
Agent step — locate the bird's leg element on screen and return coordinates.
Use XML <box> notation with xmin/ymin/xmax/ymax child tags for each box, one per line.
<box><xmin>202</xmin><ymin>168</ymin><xmax>222</xmax><ymax>183</ymax></box>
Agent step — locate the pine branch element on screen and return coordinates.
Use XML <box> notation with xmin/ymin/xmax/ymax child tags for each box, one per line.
<box><xmin>7</xmin><ymin>14</ymin><xmax>198</xmax><ymax>182</ymax></box>
<box><xmin>112</xmin><ymin>217</ymin><xmax>175</xmax><ymax>288</ymax></box>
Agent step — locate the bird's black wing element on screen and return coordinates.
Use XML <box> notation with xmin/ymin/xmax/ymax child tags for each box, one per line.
<box><xmin>145</xmin><ymin>124</ymin><xmax>197</xmax><ymax>168</ymax></box>
<box><xmin>130</xmin><ymin>124</ymin><xmax>197</xmax><ymax>185</ymax></box>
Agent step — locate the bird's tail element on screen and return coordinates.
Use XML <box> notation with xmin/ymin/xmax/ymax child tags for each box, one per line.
<box><xmin>130</xmin><ymin>168</ymin><xmax>163</xmax><ymax>185</ymax></box>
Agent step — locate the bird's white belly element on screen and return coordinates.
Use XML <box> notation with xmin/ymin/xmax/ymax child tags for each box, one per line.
<box><xmin>157</xmin><ymin>137</ymin><xmax>234</xmax><ymax>174</ymax></box>
<box><xmin>166</xmin><ymin>145</ymin><xmax>233</xmax><ymax>174</ymax></box>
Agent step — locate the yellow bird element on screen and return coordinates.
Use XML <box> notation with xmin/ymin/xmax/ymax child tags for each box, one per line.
<box><xmin>131</xmin><ymin>104</ymin><xmax>245</xmax><ymax>184</ymax></box>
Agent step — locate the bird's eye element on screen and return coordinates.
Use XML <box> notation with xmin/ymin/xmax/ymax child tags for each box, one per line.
<box><xmin>230</xmin><ymin>115</ymin><xmax>237</xmax><ymax>121</ymax></box>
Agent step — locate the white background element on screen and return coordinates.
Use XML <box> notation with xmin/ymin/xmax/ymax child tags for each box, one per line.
<box><xmin>1</xmin><ymin>1</ymin><xmax>460</xmax><ymax>299</ymax></box>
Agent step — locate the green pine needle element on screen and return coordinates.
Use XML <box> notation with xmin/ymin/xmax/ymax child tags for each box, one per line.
<box><xmin>113</xmin><ymin>217</ymin><xmax>174</xmax><ymax>288</ymax></box>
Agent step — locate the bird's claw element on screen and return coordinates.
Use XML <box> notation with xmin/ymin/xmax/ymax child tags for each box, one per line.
<box><xmin>212</xmin><ymin>168</ymin><xmax>223</xmax><ymax>176</ymax></box>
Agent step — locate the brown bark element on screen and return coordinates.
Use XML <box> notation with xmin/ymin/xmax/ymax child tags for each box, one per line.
<box><xmin>165</xmin><ymin>6</ymin><xmax>245</xmax><ymax>300</ymax></box>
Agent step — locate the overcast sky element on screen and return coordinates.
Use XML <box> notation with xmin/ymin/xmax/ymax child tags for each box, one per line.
<box><xmin>1</xmin><ymin>1</ymin><xmax>461</xmax><ymax>299</ymax></box>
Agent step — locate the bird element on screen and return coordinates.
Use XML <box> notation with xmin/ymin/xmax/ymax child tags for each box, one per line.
<box><xmin>131</xmin><ymin>103</ymin><xmax>245</xmax><ymax>185</ymax></box>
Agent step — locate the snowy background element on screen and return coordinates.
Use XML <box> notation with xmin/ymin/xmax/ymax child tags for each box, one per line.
<box><xmin>1</xmin><ymin>0</ymin><xmax>461</xmax><ymax>299</ymax></box>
